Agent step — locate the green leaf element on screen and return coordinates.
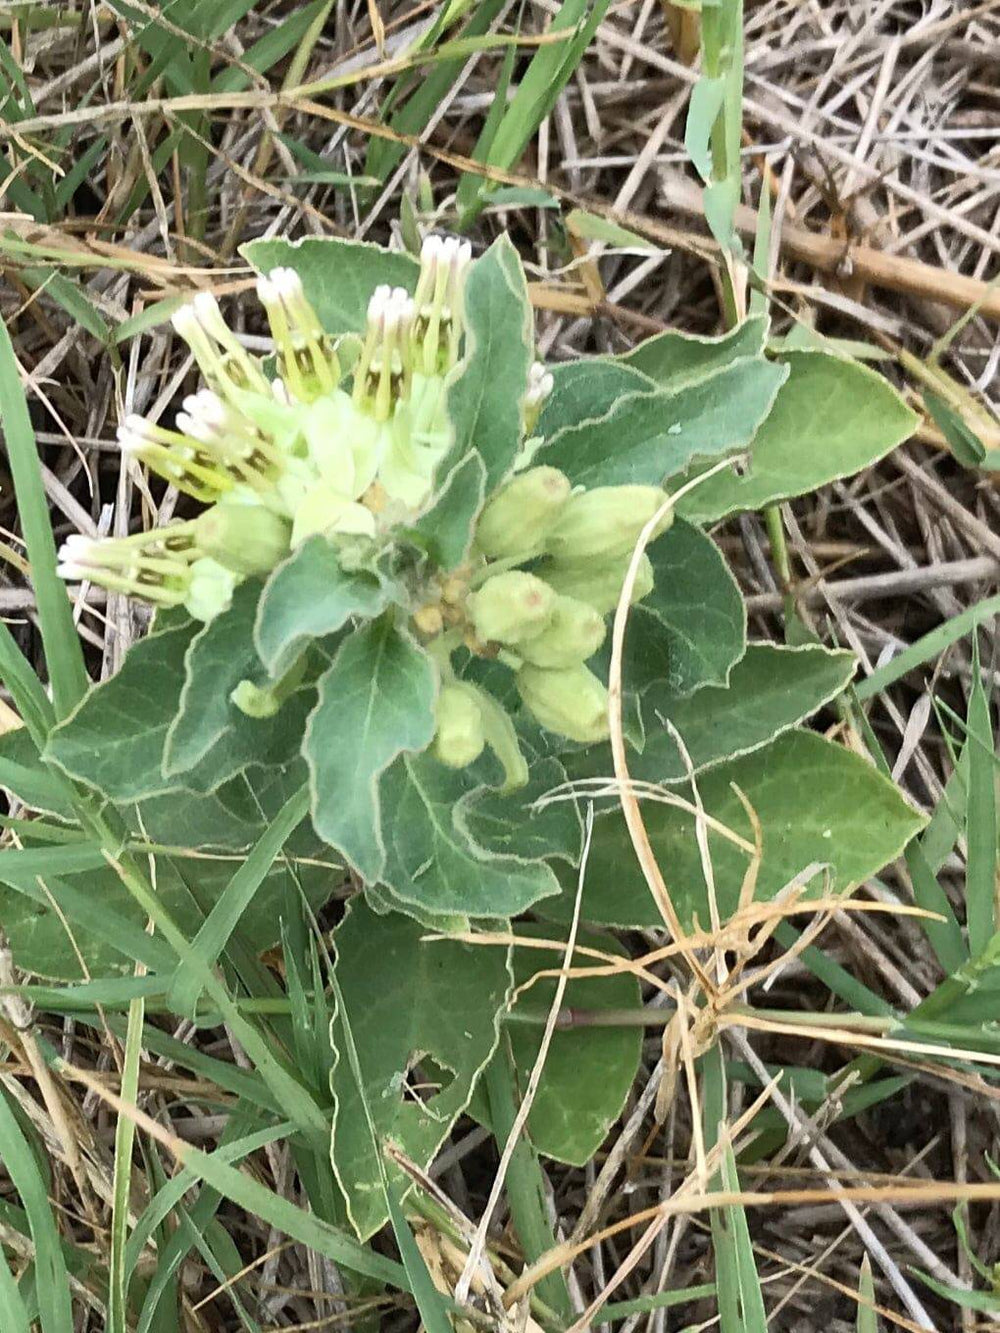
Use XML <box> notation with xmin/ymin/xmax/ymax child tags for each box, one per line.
<box><xmin>619</xmin><ymin>518</ymin><xmax>746</xmax><ymax>696</ymax></box>
<box><xmin>0</xmin><ymin>725</ymin><xmax>74</xmax><ymax>818</ymax></box>
<box><xmin>685</xmin><ymin>74</ymin><xmax>727</xmax><ymax>181</ymax></box>
<box><xmin>913</xmin><ymin>1270</ymin><xmax>1000</xmax><ymax>1315</ymax></box>
<box><xmin>563</xmin><ymin>208</ymin><xmax>658</xmax><ymax>251</ymax></box>
<box><xmin>460</xmin><ymin>755</ymin><xmax>582</xmax><ymax>865</ymax></box>
<box><xmin>545</xmin><ymin>730</ymin><xmax>926</xmax><ymax>929</ymax></box>
<box><xmin>241</xmin><ymin>236</ymin><xmax>419</xmax><ymax>336</ymax></box>
<box><xmin>0</xmin><ymin>317</ymin><xmax>88</xmax><ymax>717</ymax></box>
<box><xmin>923</xmin><ymin>388</ymin><xmax>987</xmax><ymax>467</ymax></box>
<box><xmin>45</xmin><ymin>619</ymin><xmax>196</xmax><ymax>801</ymax></box>
<box><xmin>305</xmin><ymin>618</ymin><xmax>437</xmax><ymax>883</ymax></box>
<box><xmin>857</xmin><ymin>1255</ymin><xmax>880</xmax><ymax>1333</ymax></box>
<box><xmin>410</xmin><ymin>451</ymin><xmax>486</xmax><ymax>570</ymax></box>
<box><xmin>0</xmin><ymin>1088</ymin><xmax>73</xmax><ymax>1333</ymax></box>
<box><xmin>378</xmin><ymin>753</ymin><xmax>561</xmax><ymax>919</ymax></box>
<box><xmin>539</xmin><ymin>356</ymin><xmax>787</xmax><ymax>488</ymax></box>
<box><xmin>620</xmin><ymin>316</ymin><xmax>768</xmax><ymax>388</ymax></box>
<box><xmin>166</xmin><ymin>784</ymin><xmax>311</xmax><ymax>1018</ymax></box>
<box><xmin>966</xmin><ymin>651</ymin><xmax>998</xmax><ymax>958</ymax></box>
<box><xmin>474</xmin><ymin>925</ymin><xmax>642</xmax><ymax>1165</ymax></box>
<box><xmin>329</xmin><ymin>899</ymin><xmax>510</xmax><ymax>1238</ymax></box>
<box><xmin>678</xmin><ymin>351</ymin><xmax>919</xmax><ymax>522</ymax></box>
<box><xmin>537</xmin><ymin>359</ymin><xmax>656</xmax><ymax>441</ymax></box>
<box><xmin>444</xmin><ymin>234</ymin><xmax>533</xmax><ymax>491</ymax></box>
<box><xmin>569</xmin><ymin>643</ymin><xmax>856</xmax><ymax>786</ymax></box>
<box><xmin>164</xmin><ymin>582</ymin><xmax>311</xmax><ymax>791</ymax></box>
<box><xmin>254</xmin><ymin>536</ymin><xmax>395</xmax><ymax>678</ymax></box>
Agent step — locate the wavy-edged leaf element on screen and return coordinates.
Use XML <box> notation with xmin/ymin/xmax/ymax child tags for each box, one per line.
<box><xmin>378</xmin><ymin>753</ymin><xmax>561</xmax><ymax>919</ymax></box>
<box><xmin>620</xmin><ymin>316</ymin><xmax>768</xmax><ymax>389</ymax></box>
<box><xmin>329</xmin><ymin>899</ymin><xmax>511</xmax><ymax>1238</ymax></box>
<box><xmin>545</xmin><ymin>730</ymin><xmax>926</xmax><ymax>929</ymax></box>
<box><xmin>255</xmin><ymin>536</ymin><xmax>395</xmax><ymax>678</ymax></box>
<box><xmin>164</xmin><ymin>582</ymin><xmax>311</xmax><ymax>791</ymax></box>
<box><xmin>305</xmin><ymin>617</ymin><xmax>437</xmax><ymax>883</ymax></box>
<box><xmin>444</xmin><ymin>234</ymin><xmax>533</xmax><ymax>491</ymax></box>
<box><xmin>678</xmin><ymin>350</ymin><xmax>919</xmax><ymax>521</ymax></box>
<box><xmin>540</xmin><ymin>356</ymin><xmax>787</xmax><ymax>488</ymax></box>
<box><xmin>242</xmin><ymin>235</ymin><xmax>418</xmax><ymax>336</ymax></box>
<box><xmin>45</xmin><ymin>619</ymin><xmax>196</xmax><ymax>801</ymax></box>
<box><xmin>473</xmin><ymin>925</ymin><xmax>642</xmax><ymax>1165</ymax></box>
<box><xmin>567</xmin><ymin>643</ymin><xmax>856</xmax><ymax>786</ymax></box>
<box><xmin>619</xmin><ymin>518</ymin><xmax>746</xmax><ymax>696</ymax></box>
<box><xmin>410</xmin><ymin>451</ymin><xmax>486</xmax><ymax>571</ymax></box>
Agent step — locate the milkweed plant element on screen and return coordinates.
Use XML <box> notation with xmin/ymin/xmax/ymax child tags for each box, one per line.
<box><xmin>0</xmin><ymin>226</ymin><xmax>924</xmax><ymax>1237</ymax></box>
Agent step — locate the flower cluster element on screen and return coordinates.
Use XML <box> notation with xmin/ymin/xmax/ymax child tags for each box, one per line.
<box><xmin>423</xmin><ymin>470</ymin><xmax>672</xmax><ymax>765</ymax></box>
<box><xmin>58</xmin><ymin>237</ymin><xmax>474</xmax><ymax>621</ymax></box>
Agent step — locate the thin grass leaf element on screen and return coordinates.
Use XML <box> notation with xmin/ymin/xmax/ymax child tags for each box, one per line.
<box><xmin>857</xmin><ymin>1253</ymin><xmax>880</xmax><ymax>1332</ymax></box>
<box><xmin>856</xmin><ymin>594</ymin><xmax>1000</xmax><ymax>700</ymax></box>
<box><xmin>0</xmin><ymin>1088</ymin><xmax>73</xmax><ymax>1333</ymax></box>
<box><xmin>484</xmin><ymin>1048</ymin><xmax>573</xmax><ymax>1319</ymax></box>
<box><xmin>965</xmin><ymin>641</ymin><xmax>998</xmax><ymax>959</ymax></box>
<box><xmin>166</xmin><ymin>783</ymin><xmax>310</xmax><ymax>1018</ymax></box>
<box><xmin>108</xmin><ymin>981</ymin><xmax>145</xmax><ymax>1333</ymax></box>
<box><xmin>0</xmin><ymin>320</ymin><xmax>88</xmax><ymax>716</ymax></box>
<box><xmin>0</xmin><ymin>1250</ymin><xmax>30</xmax><ymax>1333</ymax></box>
<box><xmin>0</xmin><ymin>621</ymin><xmax>57</xmax><ymax>748</ymax></box>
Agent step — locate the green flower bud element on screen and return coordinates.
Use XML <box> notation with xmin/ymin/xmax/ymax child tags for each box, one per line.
<box><xmin>467</xmin><ymin>570</ymin><xmax>555</xmax><ymax>646</ymax></box>
<box><xmin>517</xmin><ymin>595</ymin><xmax>605</xmax><ymax>669</ymax></box>
<box><xmin>184</xmin><ymin>557</ymin><xmax>238</xmax><ymax>622</ymax></box>
<box><xmin>545</xmin><ymin>485</ymin><xmax>673</xmax><ymax>564</ymax></box>
<box><xmin>194</xmin><ymin>503</ymin><xmax>292</xmax><ymax>576</ymax></box>
<box><xmin>538</xmin><ymin>553</ymin><xmax>654</xmax><ymax>615</ymax></box>
<box><xmin>433</xmin><ymin>682</ymin><xmax>485</xmax><ymax>768</ymax></box>
<box><xmin>475</xmin><ymin>466</ymin><xmax>571</xmax><ymax>561</ymax></box>
<box><xmin>516</xmin><ymin>664</ymin><xmax>610</xmax><ymax>744</ymax></box>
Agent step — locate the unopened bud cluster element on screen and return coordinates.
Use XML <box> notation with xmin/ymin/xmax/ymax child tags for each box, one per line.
<box><xmin>58</xmin><ymin>237</ymin><xmax>474</xmax><ymax>622</ymax></box>
<box><xmin>425</xmin><ymin>470</ymin><xmax>672</xmax><ymax>765</ymax></box>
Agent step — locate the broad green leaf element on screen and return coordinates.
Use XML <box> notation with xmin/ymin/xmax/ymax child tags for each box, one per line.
<box><xmin>45</xmin><ymin>620</ymin><xmax>196</xmax><ymax>801</ymax></box>
<box><xmin>410</xmin><ymin>452</ymin><xmax>486</xmax><ymax>571</ymax></box>
<box><xmin>474</xmin><ymin>925</ymin><xmax>642</xmax><ymax>1165</ymax></box>
<box><xmin>545</xmin><ymin>730</ymin><xmax>926</xmax><ymax>929</ymax></box>
<box><xmin>678</xmin><ymin>351</ymin><xmax>919</xmax><ymax>522</ymax></box>
<box><xmin>255</xmin><ymin>536</ymin><xmax>394</xmax><ymax>678</ymax></box>
<box><xmin>618</xmin><ymin>519</ymin><xmax>745</xmax><ymax>696</ymax></box>
<box><xmin>444</xmin><ymin>234</ymin><xmax>533</xmax><ymax>490</ymax></box>
<box><xmin>305</xmin><ymin>618</ymin><xmax>437</xmax><ymax>882</ymax></box>
<box><xmin>0</xmin><ymin>829</ymin><xmax>329</xmax><ymax>981</ymax></box>
<box><xmin>460</xmin><ymin>755</ymin><xmax>582</xmax><ymax>866</ymax></box>
<box><xmin>568</xmin><ymin>643</ymin><xmax>856</xmax><ymax>786</ymax></box>
<box><xmin>378</xmin><ymin>753</ymin><xmax>561</xmax><ymax>919</ymax></box>
<box><xmin>620</xmin><ymin>316</ymin><xmax>768</xmax><ymax>388</ymax></box>
<box><xmin>164</xmin><ymin>582</ymin><xmax>311</xmax><ymax>790</ymax></box>
<box><xmin>536</xmin><ymin>359</ymin><xmax>656</xmax><ymax>441</ymax></box>
<box><xmin>241</xmin><ymin>236</ymin><xmax>418</xmax><ymax>336</ymax></box>
<box><xmin>540</xmin><ymin>356</ymin><xmax>787</xmax><ymax>488</ymax></box>
<box><xmin>329</xmin><ymin>899</ymin><xmax>510</xmax><ymax>1238</ymax></box>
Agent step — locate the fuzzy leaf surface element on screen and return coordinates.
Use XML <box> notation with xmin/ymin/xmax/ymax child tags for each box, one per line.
<box><xmin>305</xmin><ymin>618</ymin><xmax>437</xmax><ymax>883</ymax></box>
<box><xmin>545</xmin><ymin>730</ymin><xmax>925</xmax><ymax>928</ymax></box>
<box><xmin>330</xmin><ymin>899</ymin><xmax>510</xmax><ymax>1238</ymax></box>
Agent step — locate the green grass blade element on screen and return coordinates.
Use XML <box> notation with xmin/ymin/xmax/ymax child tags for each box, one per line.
<box><xmin>857</xmin><ymin>1254</ymin><xmax>880</xmax><ymax>1332</ymax></box>
<box><xmin>0</xmin><ymin>1088</ymin><xmax>73</xmax><ymax>1333</ymax></box>
<box><xmin>0</xmin><ymin>319</ymin><xmax>88</xmax><ymax>716</ymax></box>
<box><xmin>703</xmin><ymin>1047</ymin><xmax>768</xmax><ymax>1333</ymax></box>
<box><xmin>0</xmin><ymin>620</ymin><xmax>56</xmax><ymax>748</ymax></box>
<box><xmin>0</xmin><ymin>1250</ymin><xmax>30</xmax><ymax>1333</ymax></box>
<box><xmin>484</xmin><ymin>1047</ymin><xmax>573</xmax><ymax>1319</ymax></box>
<box><xmin>965</xmin><ymin>642</ymin><xmax>997</xmax><ymax>959</ymax></box>
<box><xmin>166</xmin><ymin>783</ymin><xmax>310</xmax><ymax>1018</ymax></box>
<box><xmin>108</xmin><ymin>983</ymin><xmax>145</xmax><ymax>1333</ymax></box>
<box><xmin>855</xmin><ymin>594</ymin><xmax>1000</xmax><ymax>700</ymax></box>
